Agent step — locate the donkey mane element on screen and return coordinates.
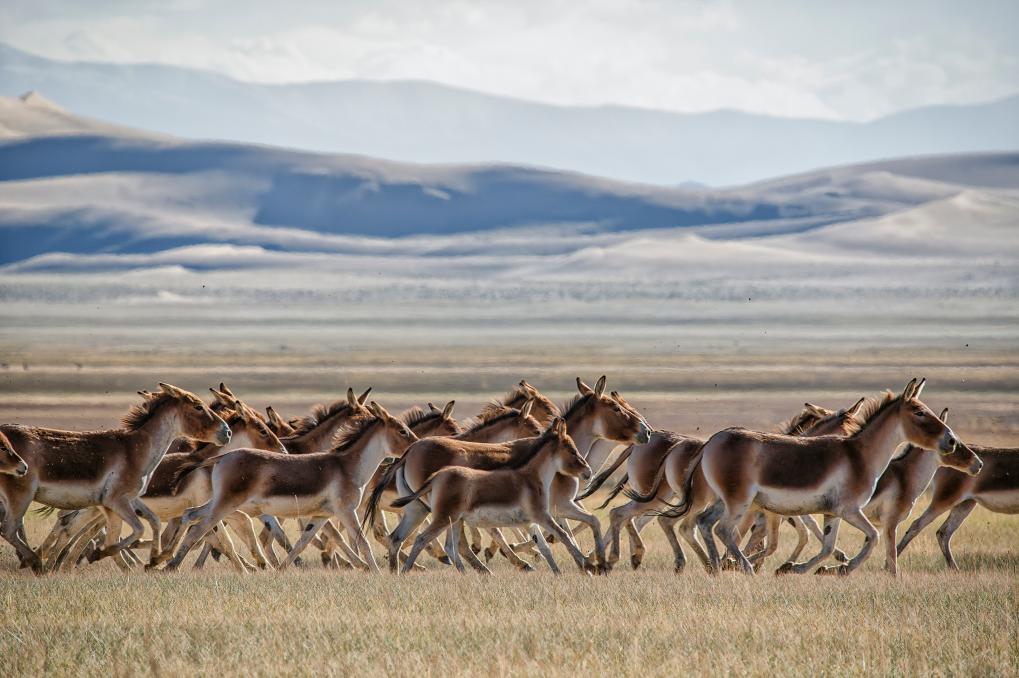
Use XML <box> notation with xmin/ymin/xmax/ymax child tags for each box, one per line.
<box><xmin>330</xmin><ymin>413</ymin><xmax>380</xmax><ymax>453</ymax></box>
<box><xmin>504</xmin><ymin>426</ymin><xmax>559</xmax><ymax>470</ymax></box>
<box><xmin>291</xmin><ymin>399</ymin><xmax>353</xmax><ymax>436</ymax></box>
<box><xmin>502</xmin><ymin>385</ymin><xmax>559</xmax><ymax>417</ymax></box>
<box><xmin>846</xmin><ymin>391</ymin><xmax>897</xmax><ymax>437</ymax></box>
<box><xmin>401</xmin><ymin>407</ymin><xmax>437</xmax><ymax>430</ymax></box>
<box><xmin>778</xmin><ymin>410</ymin><xmax>824</xmax><ymax>436</ymax></box>
<box><xmin>121</xmin><ymin>392</ymin><xmax>191</xmax><ymax>431</ymax></box>
<box><xmin>459</xmin><ymin>402</ymin><xmax>518</xmax><ymax>436</ymax></box>
<box><xmin>559</xmin><ymin>393</ymin><xmax>593</xmax><ymax>422</ymax></box>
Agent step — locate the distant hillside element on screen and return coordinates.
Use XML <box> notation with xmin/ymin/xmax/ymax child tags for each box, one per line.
<box><xmin>1</xmin><ymin>43</ymin><xmax>1017</xmax><ymax>186</ymax></box>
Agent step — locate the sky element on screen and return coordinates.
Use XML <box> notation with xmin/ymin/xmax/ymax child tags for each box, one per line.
<box><xmin>1</xmin><ymin>0</ymin><xmax>1017</xmax><ymax>121</ymax></box>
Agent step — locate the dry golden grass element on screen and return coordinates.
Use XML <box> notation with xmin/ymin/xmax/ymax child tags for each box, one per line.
<box><xmin>1</xmin><ymin>347</ymin><xmax>1016</xmax><ymax>676</ymax></box>
<box><xmin>1</xmin><ymin>503</ymin><xmax>1016</xmax><ymax>677</ymax></box>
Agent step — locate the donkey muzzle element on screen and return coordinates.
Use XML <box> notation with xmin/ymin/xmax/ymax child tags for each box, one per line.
<box><xmin>637</xmin><ymin>421</ymin><xmax>651</xmax><ymax>444</ymax></box>
<box><xmin>217</xmin><ymin>424</ymin><xmax>232</xmax><ymax>445</ymax></box>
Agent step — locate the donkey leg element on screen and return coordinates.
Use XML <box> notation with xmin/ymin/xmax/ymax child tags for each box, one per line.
<box><xmin>897</xmin><ymin>500</ymin><xmax>953</xmax><ymax>557</ymax></box>
<box><xmin>0</xmin><ymin>489</ymin><xmax>42</xmax><ymax>572</ymax></box>
<box><xmin>164</xmin><ymin>500</ymin><xmax>238</xmax><ymax>571</ymax></box>
<box><xmin>783</xmin><ymin>517</ymin><xmax>810</xmax><ymax>566</ymax></box>
<box><xmin>816</xmin><ymin>508</ymin><xmax>877</xmax><ymax>576</ymax></box>
<box><xmin>695</xmin><ymin>501</ymin><xmax>725</xmax><ymax>571</ymax></box>
<box><xmin>387</xmin><ymin>502</ymin><xmax>430</xmax><ymax>573</ymax></box>
<box><xmin>778</xmin><ymin>515</ymin><xmax>841</xmax><ymax>575</ymax></box>
<box><xmin>459</xmin><ymin>529</ymin><xmax>494</xmax><ymax>574</ymax></box>
<box><xmin>337</xmin><ymin>509</ymin><xmax>379</xmax><ymax>572</ymax></box>
<box><xmin>223</xmin><ymin>512</ymin><xmax>270</xmax><ymax>569</ymax></box>
<box><xmin>557</xmin><ymin>501</ymin><xmax>606</xmax><ymax>570</ymax></box>
<box><xmin>57</xmin><ymin>515</ymin><xmax>105</xmax><ymax>572</ymax></box>
<box><xmin>94</xmin><ymin>496</ymin><xmax>146</xmax><ymax>563</ymax></box>
<box><xmin>128</xmin><ymin>499</ymin><xmax>163</xmax><ymax>566</ymax></box>
<box><xmin>402</xmin><ymin>519</ymin><xmax>449</xmax><ymax>574</ymax></box>
<box><xmin>749</xmin><ymin>513</ymin><xmax>782</xmax><ymax>571</ymax></box>
<box><xmin>486</xmin><ymin>528</ymin><xmax>533</xmax><ymax>571</ymax></box>
<box><xmin>318</xmin><ymin>520</ymin><xmax>367</xmax><ymax>570</ymax></box>
<box><xmin>936</xmin><ymin>499</ymin><xmax>977</xmax><ymax>570</ymax></box>
<box><xmin>714</xmin><ymin>505</ymin><xmax>755</xmax><ymax>575</ymax></box>
<box><xmin>529</xmin><ymin>525</ymin><xmax>562</xmax><ymax>575</ymax></box>
<box><xmin>536</xmin><ymin>514</ymin><xmax>593</xmax><ymax>574</ymax></box>
<box><xmin>281</xmin><ymin>518</ymin><xmax>328</xmax><ymax>569</ymax></box>
<box><xmin>444</xmin><ymin>523</ymin><xmax>466</xmax><ymax>573</ymax></box>
<box><xmin>673</xmin><ymin>515</ymin><xmax>710</xmax><ymax>572</ymax></box>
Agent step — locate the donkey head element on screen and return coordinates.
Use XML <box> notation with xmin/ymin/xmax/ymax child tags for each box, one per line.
<box><xmin>160</xmin><ymin>382</ymin><xmax>231</xmax><ymax>445</ymax></box>
<box><xmin>368</xmin><ymin>401</ymin><xmax>420</xmax><ymax>455</ymax></box>
<box><xmin>547</xmin><ymin>417</ymin><xmax>591</xmax><ymax>480</ymax></box>
<box><xmin>898</xmin><ymin>379</ymin><xmax>981</xmax><ymax>476</ymax></box>
<box><xmin>227</xmin><ymin>403</ymin><xmax>287</xmax><ymax>454</ymax></box>
<box><xmin>0</xmin><ymin>431</ymin><xmax>27</xmax><ymax>477</ymax></box>
<box><xmin>576</xmin><ymin>376</ymin><xmax>651</xmax><ymax>445</ymax></box>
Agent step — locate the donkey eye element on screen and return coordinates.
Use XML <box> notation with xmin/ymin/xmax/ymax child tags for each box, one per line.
<box><xmin>194</xmin><ymin>405</ymin><xmax>204</xmax><ymax>411</ymax></box>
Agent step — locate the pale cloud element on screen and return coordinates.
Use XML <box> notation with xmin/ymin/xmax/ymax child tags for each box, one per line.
<box><xmin>0</xmin><ymin>0</ymin><xmax>1016</xmax><ymax>121</ymax></box>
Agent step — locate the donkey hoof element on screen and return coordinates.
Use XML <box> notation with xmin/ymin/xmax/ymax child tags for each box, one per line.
<box><xmin>815</xmin><ymin>565</ymin><xmax>849</xmax><ymax>576</ymax></box>
<box><xmin>833</xmin><ymin>551</ymin><xmax>850</xmax><ymax>564</ymax></box>
<box><xmin>630</xmin><ymin>555</ymin><xmax>643</xmax><ymax>570</ymax></box>
<box><xmin>775</xmin><ymin>563</ymin><xmax>796</xmax><ymax>576</ymax></box>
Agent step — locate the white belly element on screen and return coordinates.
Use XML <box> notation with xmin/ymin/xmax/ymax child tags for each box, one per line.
<box><xmin>142</xmin><ymin>495</ymin><xmax>198</xmax><ymax>520</ymax></box>
<box><xmin>243</xmin><ymin>495</ymin><xmax>331</xmax><ymax>518</ymax></box>
<box><xmin>36</xmin><ymin>483</ymin><xmax>99</xmax><ymax>510</ymax></box>
<box><xmin>976</xmin><ymin>489</ymin><xmax>1019</xmax><ymax>514</ymax></box>
<box><xmin>463</xmin><ymin>506</ymin><xmax>529</xmax><ymax>528</ymax></box>
<box><xmin>755</xmin><ymin>486</ymin><xmax>829</xmax><ymax>516</ymax></box>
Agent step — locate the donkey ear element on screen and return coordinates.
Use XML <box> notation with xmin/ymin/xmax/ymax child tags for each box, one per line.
<box><xmin>370</xmin><ymin>401</ymin><xmax>391</xmax><ymax>420</ymax></box>
<box><xmin>519</xmin><ymin>398</ymin><xmax>534</xmax><ymax>420</ymax></box>
<box><xmin>576</xmin><ymin>377</ymin><xmax>593</xmax><ymax>395</ymax></box>
<box><xmin>347</xmin><ymin>388</ymin><xmax>358</xmax><ymax>408</ymax></box>
<box><xmin>519</xmin><ymin>379</ymin><xmax>534</xmax><ymax>393</ymax></box>
<box><xmin>939</xmin><ymin>408</ymin><xmax>949</xmax><ymax>423</ymax></box>
<box><xmin>901</xmin><ymin>378</ymin><xmax>918</xmax><ymax>400</ymax></box>
<box><xmin>594</xmin><ymin>375</ymin><xmax>607</xmax><ymax>397</ymax></box>
<box><xmin>846</xmin><ymin>398</ymin><xmax>866</xmax><ymax>417</ymax></box>
<box><xmin>220</xmin><ymin>383</ymin><xmax>235</xmax><ymax>398</ymax></box>
<box><xmin>265</xmin><ymin>406</ymin><xmax>282</xmax><ymax>426</ymax></box>
<box><xmin>913</xmin><ymin>378</ymin><xmax>926</xmax><ymax>399</ymax></box>
<box><xmin>158</xmin><ymin>382</ymin><xmax>183</xmax><ymax>396</ymax></box>
<box><xmin>553</xmin><ymin>417</ymin><xmax>567</xmax><ymax>436</ymax></box>
<box><xmin>427</xmin><ymin>402</ymin><xmax>440</xmax><ymax>413</ymax></box>
<box><xmin>442</xmin><ymin>400</ymin><xmax>455</xmax><ymax>419</ymax></box>
<box><xmin>358</xmin><ymin>387</ymin><xmax>372</xmax><ymax>405</ymax></box>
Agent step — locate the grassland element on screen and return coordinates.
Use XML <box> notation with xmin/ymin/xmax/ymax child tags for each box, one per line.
<box><xmin>0</xmin><ymin>302</ymin><xmax>1017</xmax><ymax>676</ymax></box>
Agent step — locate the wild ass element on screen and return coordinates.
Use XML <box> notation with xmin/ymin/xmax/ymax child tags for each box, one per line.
<box><xmin>0</xmin><ymin>383</ymin><xmax>231</xmax><ymax>571</ymax></box>
<box><xmin>897</xmin><ymin>438</ymin><xmax>1019</xmax><ymax>569</ymax></box>
<box><xmin>592</xmin><ymin>401</ymin><xmax>862</xmax><ymax>572</ymax></box>
<box><xmin>359</xmin><ymin>399</ymin><xmax>541</xmax><ymax>567</ymax></box>
<box><xmin>163</xmin><ymin>402</ymin><xmax>418</xmax><ymax>572</ymax></box>
<box><xmin>392</xmin><ymin>418</ymin><xmax>595</xmax><ymax>574</ymax></box>
<box><xmin>676</xmin><ymin>379</ymin><xmax>982</xmax><ymax>575</ymax></box>
<box><xmin>372</xmin><ymin>376</ymin><xmax>650</xmax><ymax>572</ymax></box>
<box><xmin>40</xmin><ymin>399</ymin><xmax>287</xmax><ymax>572</ymax></box>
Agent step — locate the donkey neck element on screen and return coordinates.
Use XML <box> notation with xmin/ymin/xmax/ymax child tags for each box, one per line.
<box><xmin>129</xmin><ymin>404</ymin><xmax>186</xmax><ymax>476</ymax></box>
<box><xmin>520</xmin><ymin>443</ymin><xmax>561</xmax><ymax>493</ymax></box>
<box><xmin>852</xmin><ymin>400</ymin><xmax>908</xmax><ymax>479</ymax></box>
<box><xmin>339</xmin><ymin>426</ymin><xmax>391</xmax><ymax>488</ymax></box>
<box><xmin>563</xmin><ymin>406</ymin><xmax>600</xmax><ymax>461</ymax></box>
<box><xmin>585</xmin><ymin>438</ymin><xmax>620</xmax><ymax>473</ymax></box>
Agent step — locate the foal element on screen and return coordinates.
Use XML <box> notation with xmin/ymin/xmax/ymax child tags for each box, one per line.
<box><xmin>897</xmin><ymin>437</ymin><xmax>1018</xmax><ymax>569</ymax></box>
<box><xmin>394</xmin><ymin>418</ymin><xmax>594</xmax><ymax>574</ymax></box>
<box><xmin>694</xmin><ymin>379</ymin><xmax>982</xmax><ymax>575</ymax></box>
<box><xmin>164</xmin><ymin>403</ymin><xmax>417</xmax><ymax>572</ymax></box>
<box><xmin>375</xmin><ymin>376</ymin><xmax>649</xmax><ymax>572</ymax></box>
<box><xmin>0</xmin><ymin>383</ymin><xmax>231</xmax><ymax>570</ymax></box>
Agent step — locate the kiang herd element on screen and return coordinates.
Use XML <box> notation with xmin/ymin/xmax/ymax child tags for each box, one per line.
<box><xmin>0</xmin><ymin>376</ymin><xmax>1015</xmax><ymax>578</ymax></box>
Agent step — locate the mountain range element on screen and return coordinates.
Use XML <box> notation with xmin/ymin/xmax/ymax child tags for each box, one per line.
<box><xmin>2</xmin><ymin>43</ymin><xmax>1017</xmax><ymax>186</ymax></box>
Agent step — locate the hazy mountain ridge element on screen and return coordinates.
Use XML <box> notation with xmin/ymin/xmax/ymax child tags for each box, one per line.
<box><xmin>2</xmin><ymin>43</ymin><xmax>1017</xmax><ymax>186</ymax></box>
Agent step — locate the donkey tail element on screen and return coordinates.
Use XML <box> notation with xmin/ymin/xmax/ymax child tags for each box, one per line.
<box><xmin>595</xmin><ymin>473</ymin><xmax>630</xmax><ymax>509</ymax></box>
<box><xmin>620</xmin><ymin>446</ymin><xmax>675</xmax><ymax>504</ymax></box>
<box><xmin>364</xmin><ymin>455</ymin><xmax>405</xmax><ymax>529</ymax></box>
<box><xmin>171</xmin><ymin>454</ymin><xmax>228</xmax><ymax>496</ymax></box>
<box><xmin>577</xmin><ymin>444</ymin><xmax>635</xmax><ymax>500</ymax></box>
<box><xmin>389</xmin><ymin>473</ymin><xmax>436</xmax><ymax>511</ymax></box>
<box><xmin>33</xmin><ymin>505</ymin><xmax>58</xmax><ymax>518</ymax></box>
<box><xmin>652</xmin><ymin>443</ymin><xmax>705</xmax><ymax>520</ymax></box>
